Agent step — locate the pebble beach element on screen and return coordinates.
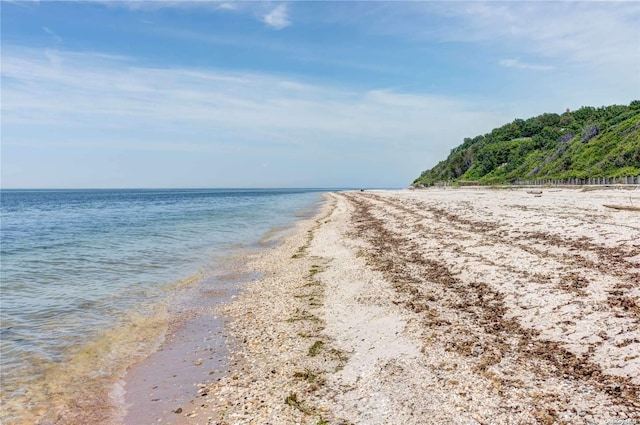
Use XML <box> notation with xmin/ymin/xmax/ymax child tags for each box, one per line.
<box><xmin>134</xmin><ymin>187</ymin><xmax>640</xmax><ymax>425</ymax></box>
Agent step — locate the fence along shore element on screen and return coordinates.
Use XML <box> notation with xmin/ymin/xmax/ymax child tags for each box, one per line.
<box><xmin>415</xmin><ymin>175</ymin><xmax>640</xmax><ymax>187</ymax></box>
<box><xmin>513</xmin><ymin>175</ymin><xmax>639</xmax><ymax>186</ymax></box>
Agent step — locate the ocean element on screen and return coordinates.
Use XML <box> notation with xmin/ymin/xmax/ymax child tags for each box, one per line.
<box><xmin>0</xmin><ymin>188</ymin><xmax>327</xmax><ymax>424</ymax></box>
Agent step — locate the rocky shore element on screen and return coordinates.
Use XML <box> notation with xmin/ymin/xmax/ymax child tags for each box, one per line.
<box><xmin>166</xmin><ymin>188</ymin><xmax>640</xmax><ymax>425</ymax></box>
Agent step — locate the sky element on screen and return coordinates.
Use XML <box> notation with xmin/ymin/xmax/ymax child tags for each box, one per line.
<box><xmin>1</xmin><ymin>1</ymin><xmax>639</xmax><ymax>189</ymax></box>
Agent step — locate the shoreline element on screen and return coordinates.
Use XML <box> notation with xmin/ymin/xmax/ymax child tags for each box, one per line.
<box><xmin>158</xmin><ymin>187</ymin><xmax>639</xmax><ymax>425</ymax></box>
<box><xmin>120</xmin><ymin>273</ymin><xmax>237</xmax><ymax>425</ymax></box>
<box><xmin>1</xmin><ymin>189</ymin><xmax>331</xmax><ymax>425</ymax></box>
<box><xmin>133</xmin><ymin>193</ymin><xmax>341</xmax><ymax>424</ymax></box>
<box><xmin>118</xmin><ymin>198</ymin><xmax>326</xmax><ymax>425</ymax></box>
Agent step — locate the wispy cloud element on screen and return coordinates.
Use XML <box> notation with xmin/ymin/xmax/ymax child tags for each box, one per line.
<box><xmin>97</xmin><ymin>1</ymin><xmax>206</xmax><ymax>11</ymax></box>
<box><xmin>1</xmin><ymin>46</ymin><xmax>508</xmax><ymax>186</ymax></box>
<box><xmin>42</xmin><ymin>26</ymin><xmax>63</xmax><ymax>43</ymax></box>
<box><xmin>343</xmin><ymin>2</ymin><xmax>639</xmax><ymax>82</ymax></box>
<box><xmin>1</xmin><ymin>46</ymin><xmax>503</xmax><ymax>139</ymax></box>
<box><xmin>3</xmin><ymin>0</ymin><xmax>40</xmax><ymax>8</ymax></box>
<box><xmin>456</xmin><ymin>2</ymin><xmax>639</xmax><ymax>70</ymax></box>
<box><xmin>91</xmin><ymin>0</ymin><xmax>240</xmax><ymax>12</ymax></box>
<box><xmin>263</xmin><ymin>4</ymin><xmax>290</xmax><ymax>30</ymax></box>
<box><xmin>217</xmin><ymin>2</ymin><xmax>236</xmax><ymax>11</ymax></box>
<box><xmin>499</xmin><ymin>58</ymin><xmax>554</xmax><ymax>72</ymax></box>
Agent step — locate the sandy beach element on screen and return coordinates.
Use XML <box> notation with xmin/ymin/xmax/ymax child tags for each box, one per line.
<box><xmin>150</xmin><ymin>187</ymin><xmax>640</xmax><ymax>425</ymax></box>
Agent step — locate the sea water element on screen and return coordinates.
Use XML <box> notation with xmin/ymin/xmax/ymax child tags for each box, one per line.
<box><xmin>0</xmin><ymin>188</ymin><xmax>326</xmax><ymax>424</ymax></box>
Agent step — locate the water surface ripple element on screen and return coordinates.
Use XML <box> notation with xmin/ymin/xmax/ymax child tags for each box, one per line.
<box><xmin>0</xmin><ymin>188</ymin><xmax>325</xmax><ymax>423</ymax></box>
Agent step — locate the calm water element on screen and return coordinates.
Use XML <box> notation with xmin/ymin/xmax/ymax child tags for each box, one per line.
<box><xmin>0</xmin><ymin>188</ymin><xmax>326</xmax><ymax>423</ymax></box>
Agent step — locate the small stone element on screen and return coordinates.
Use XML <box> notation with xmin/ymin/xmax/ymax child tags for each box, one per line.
<box><xmin>195</xmin><ymin>359</ymin><xmax>203</xmax><ymax>366</ymax></box>
<box><xmin>174</xmin><ymin>408</ymin><xmax>182</xmax><ymax>414</ymax></box>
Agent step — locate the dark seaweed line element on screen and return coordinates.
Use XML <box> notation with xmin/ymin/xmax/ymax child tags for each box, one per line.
<box><xmin>370</xmin><ymin>193</ymin><xmax>640</xmax><ymax>320</ymax></box>
<box><xmin>342</xmin><ymin>192</ymin><xmax>639</xmax><ymax>419</ymax></box>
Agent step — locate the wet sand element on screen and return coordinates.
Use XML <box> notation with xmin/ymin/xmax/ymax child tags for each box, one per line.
<box><xmin>120</xmin><ymin>265</ymin><xmax>255</xmax><ymax>425</ymax></box>
<box><xmin>122</xmin><ymin>314</ymin><xmax>229</xmax><ymax>424</ymax></box>
<box><xmin>132</xmin><ymin>187</ymin><xmax>640</xmax><ymax>425</ymax></box>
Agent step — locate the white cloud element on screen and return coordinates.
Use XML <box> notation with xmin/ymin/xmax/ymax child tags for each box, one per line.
<box><xmin>499</xmin><ymin>58</ymin><xmax>554</xmax><ymax>71</ymax></box>
<box><xmin>1</xmin><ymin>46</ymin><xmax>508</xmax><ymax>187</ymax></box>
<box><xmin>217</xmin><ymin>2</ymin><xmax>236</xmax><ymax>11</ymax></box>
<box><xmin>92</xmin><ymin>0</ymin><xmax>235</xmax><ymax>12</ymax></box>
<box><xmin>454</xmin><ymin>3</ymin><xmax>637</xmax><ymax>70</ymax></box>
<box><xmin>263</xmin><ymin>4</ymin><xmax>290</xmax><ymax>30</ymax></box>
<box><xmin>1</xmin><ymin>47</ymin><xmax>503</xmax><ymax>140</ymax></box>
<box><xmin>350</xmin><ymin>2</ymin><xmax>639</xmax><ymax>86</ymax></box>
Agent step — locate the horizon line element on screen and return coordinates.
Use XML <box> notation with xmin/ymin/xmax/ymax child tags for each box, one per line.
<box><xmin>0</xmin><ymin>186</ymin><xmax>402</xmax><ymax>191</ymax></box>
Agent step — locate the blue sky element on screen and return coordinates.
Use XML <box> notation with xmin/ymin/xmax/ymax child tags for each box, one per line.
<box><xmin>2</xmin><ymin>1</ymin><xmax>639</xmax><ymax>188</ymax></box>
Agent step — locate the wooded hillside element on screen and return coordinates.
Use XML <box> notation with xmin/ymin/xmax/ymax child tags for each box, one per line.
<box><xmin>413</xmin><ymin>101</ymin><xmax>640</xmax><ymax>186</ymax></box>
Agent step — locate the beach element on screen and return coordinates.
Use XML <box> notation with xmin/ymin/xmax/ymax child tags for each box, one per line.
<box><xmin>0</xmin><ymin>189</ymin><xmax>325</xmax><ymax>425</ymax></box>
<box><xmin>148</xmin><ymin>187</ymin><xmax>639</xmax><ymax>425</ymax></box>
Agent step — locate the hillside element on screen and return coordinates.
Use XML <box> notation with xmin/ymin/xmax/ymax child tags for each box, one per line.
<box><xmin>413</xmin><ymin>101</ymin><xmax>640</xmax><ymax>186</ymax></box>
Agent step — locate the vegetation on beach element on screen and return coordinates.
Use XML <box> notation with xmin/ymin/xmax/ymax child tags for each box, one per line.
<box><xmin>413</xmin><ymin>100</ymin><xmax>640</xmax><ymax>186</ymax></box>
<box><xmin>285</xmin><ymin>392</ymin><xmax>315</xmax><ymax>415</ymax></box>
<box><xmin>308</xmin><ymin>340</ymin><xmax>325</xmax><ymax>357</ymax></box>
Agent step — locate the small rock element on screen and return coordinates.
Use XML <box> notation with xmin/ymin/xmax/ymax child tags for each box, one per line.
<box><xmin>174</xmin><ymin>408</ymin><xmax>183</xmax><ymax>414</ymax></box>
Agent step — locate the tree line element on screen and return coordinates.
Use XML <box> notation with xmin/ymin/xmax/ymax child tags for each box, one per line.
<box><xmin>413</xmin><ymin>101</ymin><xmax>640</xmax><ymax>186</ymax></box>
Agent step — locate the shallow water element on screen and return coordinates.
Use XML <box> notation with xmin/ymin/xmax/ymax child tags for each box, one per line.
<box><xmin>0</xmin><ymin>188</ymin><xmax>326</xmax><ymax>424</ymax></box>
